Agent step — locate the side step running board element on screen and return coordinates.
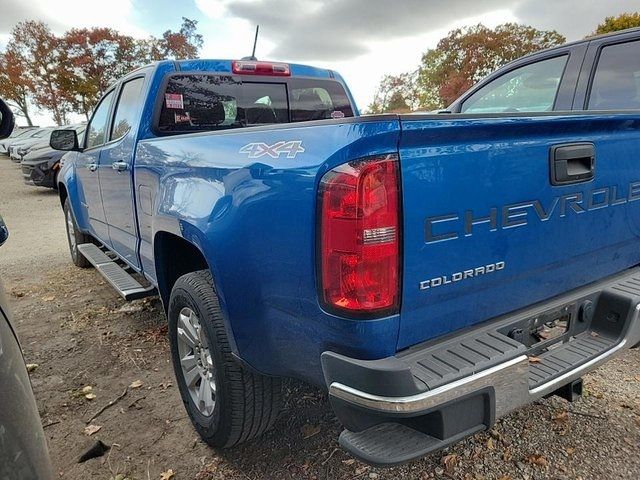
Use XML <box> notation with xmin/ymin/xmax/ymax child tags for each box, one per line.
<box><xmin>77</xmin><ymin>243</ymin><xmax>157</xmax><ymax>301</ymax></box>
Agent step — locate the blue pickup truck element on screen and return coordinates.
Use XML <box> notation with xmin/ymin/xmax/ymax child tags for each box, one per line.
<box><xmin>51</xmin><ymin>28</ymin><xmax>640</xmax><ymax>466</ymax></box>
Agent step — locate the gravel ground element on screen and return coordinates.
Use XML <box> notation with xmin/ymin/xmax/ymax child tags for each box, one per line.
<box><xmin>0</xmin><ymin>157</ymin><xmax>639</xmax><ymax>479</ymax></box>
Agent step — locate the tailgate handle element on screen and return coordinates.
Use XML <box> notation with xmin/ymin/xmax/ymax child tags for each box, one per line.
<box><xmin>550</xmin><ymin>143</ymin><xmax>595</xmax><ymax>185</ymax></box>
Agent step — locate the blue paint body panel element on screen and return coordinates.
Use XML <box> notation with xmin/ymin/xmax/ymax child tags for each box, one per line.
<box><xmin>397</xmin><ymin>113</ymin><xmax>640</xmax><ymax>349</ymax></box>
<box><xmin>59</xmin><ymin>58</ymin><xmax>640</xmax><ymax>386</ymax></box>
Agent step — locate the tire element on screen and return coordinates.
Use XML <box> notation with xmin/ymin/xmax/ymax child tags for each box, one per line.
<box><xmin>63</xmin><ymin>199</ymin><xmax>92</xmax><ymax>268</ymax></box>
<box><xmin>168</xmin><ymin>270</ymin><xmax>282</xmax><ymax>448</ymax></box>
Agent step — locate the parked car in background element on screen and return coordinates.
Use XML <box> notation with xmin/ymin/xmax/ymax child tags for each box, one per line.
<box><xmin>0</xmin><ymin>127</ymin><xmax>37</xmax><ymax>155</ymax></box>
<box><xmin>22</xmin><ymin>125</ymin><xmax>85</xmax><ymax>189</ymax></box>
<box><xmin>9</xmin><ymin>127</ymin><xmax>55</xmax><ymax>163</ymax></box>
<box><xmin>0</xmin><ymin>98</ymin><xmax>54</xmax><ymax>479</ymax></box>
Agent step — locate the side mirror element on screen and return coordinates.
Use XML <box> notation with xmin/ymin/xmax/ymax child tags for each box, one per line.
<box><xmin>50</xmin><ymin>129</ymin><xmax>81</xmax><ymax>151</ymax></box>
<box><xmin>0</xmin><ymin>215</ymin><xmax>8</xmax><ymax>247</ymax></box>
<box><xmin>0</xmin><ymin>98</ymin><xmax>15</xmax><ymax>140</ymax></box>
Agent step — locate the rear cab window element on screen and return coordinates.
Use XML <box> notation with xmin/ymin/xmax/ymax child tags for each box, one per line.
<box><xmin>156</xmin><ymin>74</ymin><xmax>354</xmax><ymax>134</ymax></box>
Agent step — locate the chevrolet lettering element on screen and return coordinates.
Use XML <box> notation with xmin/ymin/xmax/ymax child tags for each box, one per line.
<box><xmin>425</xmin><ymin>182</ymin><xmax>640</xmax><ymax>244</ymax></box>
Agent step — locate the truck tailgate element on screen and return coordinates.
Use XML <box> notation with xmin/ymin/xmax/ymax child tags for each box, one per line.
<box><xmin>398</xmin><ymin>113</ymin><xmax>640</xmax><ymax>350</ymax></box>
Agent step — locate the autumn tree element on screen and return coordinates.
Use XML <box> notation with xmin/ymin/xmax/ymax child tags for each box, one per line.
<box><xmin>591</xmin><ymin>12</ymin><xmax>640</xmax><ymax>36</ymax></box>
<box><xmin>417</xmin><ymin>23</ymin><xmax>565</xmax><ymax>108</ymax></box>
<box><xmin>0</xmin><ymin>18</ymin><xmax>203</xmax><ymax>125</ymax></box>
<box><xmin>368</xmin><ymin>70</ymin><xmax>424</xmax><ymax>113</ymax></box>
<box><xmin>8</xmin><ymin>21</ymin><xmax>73</xmax><ymax>125</ymax></box>
<box><xmin>0</xmin><ymin>50</ymin><xmax>35</xmax><ymax>125</ymax></box>
<box><xmin>159</xmin><ymin>17</ymin><xmax>204</xmax><ymax>60</ymax></box>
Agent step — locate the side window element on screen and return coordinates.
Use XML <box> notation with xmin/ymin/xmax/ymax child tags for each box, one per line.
<box><xmin>461</xmin><ymin>56</ymin><xmax>568</xmax><ymax>113</ymax></box>
<box><xmin>111</xmin><ymin>77</ymin><xmax>145</xmax><ymax>140</ymax></box>
<box><xmin>588</xmin><ymin>40</ymin><xmax>640</xmax><ymax>110</ymax></box>
<box><xmin>86</xmin><ymin>90</ymin><xmax>114</xmax><ymax>149</ymax></box>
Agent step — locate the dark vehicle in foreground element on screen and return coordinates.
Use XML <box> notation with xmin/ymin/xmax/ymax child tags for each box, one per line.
<box><xmin>51</xmin><ymin>28</ymin><xmax>640</xmax><ymax>467</ymax></box>
<box><xmin>0</xmin><ymin>98</ymin><xmax>54</xmax><ymax>479</ymax></box>
<box><xmin>22</xmin><ymin>125</ymin><xmax>85</xmax><ymax>189</ymax></box>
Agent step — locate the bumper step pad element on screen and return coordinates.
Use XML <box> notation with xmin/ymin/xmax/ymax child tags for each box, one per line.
<box><xmin>340</xmin><ymin>423</ymin><xmax>441</xmax><ymax>466</ymax></box>
<box><xmin>77</xmin><ymin>243</ymin><xmax>156</xmax><ymax>301</ymax></box>
<box><xmin>529</xmin><ymin>334</ymin><xmax>614</xmax><ymax>389</ymax></box>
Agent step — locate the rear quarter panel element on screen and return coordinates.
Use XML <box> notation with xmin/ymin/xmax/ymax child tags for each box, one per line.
<box><xmin>135</xmin><ymin>117</ymin><xmax>401</xmax><ymax>383</ymax></box>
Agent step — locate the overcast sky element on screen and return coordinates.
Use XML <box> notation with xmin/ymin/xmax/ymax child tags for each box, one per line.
<box><xmin>2</xmin><ymin>0</ymin><xmax>639</xmax><ymax>126</ymax></box>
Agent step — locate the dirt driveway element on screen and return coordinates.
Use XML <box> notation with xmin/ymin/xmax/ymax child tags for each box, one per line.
<box><xmin>0</xmin><ymin>158</ymin><xmax>639</xmax><ymax>480</ymax></box>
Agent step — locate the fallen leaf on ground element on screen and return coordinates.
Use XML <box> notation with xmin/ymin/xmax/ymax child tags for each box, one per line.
<box><xmin>129</xmin><ymin>380</ymin><xmax>143</xmax><ymax>389</ymax></box>
<box><xmin>486</xmin><ymin>437</ymin><xmax>495</xmax><ymax>450</ymax></box>
<box><xmin>441</xmin><ymin>453</ymin><xmax>458</xmax><ymax>474</ymax></box>
<box><xmin>526</xmin><ymin>454</ymin><xmax>549</xmax><ymax>468</ymax></box>
<box><xmin>342</xmin><ymin>459</ymin><xmax>355</xmax><ymax>466</ymax></box>
<box><xmin>528</xmin><ymin>356</ymin><xmax>541</xmax><ymax>363</ymax></box>
<box><xmin>42</xmin><ymin>295</ymin><xmax>55</xmax><ymax>301</ymax></box>
<box><xmin>354</xmin><ymin>466</ymin><xmax>368</xmax><ymax>475</ymax></box>
<box><xmin>26</xmin><ymin>363</ymin><xmax>39</xmax><ymax>373</ymax></box>
<box><xmin>81</xmin><ymin>386</ymin><xmax>93</xmax><ymax>394</ymax></box>
<box><xmin>85</xmin><ymin>393</ymin><xmax>96</xmax><ymax>401</ymax></box>
<box><xmin>84</xmin><ymin>424</ymin><xmax>102</xmax><ymax>436</ymax></box>
<box><xmin>552</xmin><ymin>411</ymin><xmax>569</xmax><ymax>424</ymax></box>
<box><xmin>301</xmin><ymin>423</ymin><xmax>321</xmax><ymax>439</ymax></box>
<box><xmin>160</xmin><ymin>470</ymin><xmax>175</xmax><ymax>480</ymax></box>
<box><xmin>566</xmin><ymin>447</ymin><xmax>575</xmax><ymax>456</ymax></box>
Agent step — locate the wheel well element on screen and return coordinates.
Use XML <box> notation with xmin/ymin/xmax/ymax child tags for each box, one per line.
<box><xmin>58</xmin><ymin>183</ymin><xmax>68</xmax><ymax>208</ymax></box>
<box><xmin>154</xmin><ymin>232</ymin><xmax>209</xmax><ymax>309</ymax></box>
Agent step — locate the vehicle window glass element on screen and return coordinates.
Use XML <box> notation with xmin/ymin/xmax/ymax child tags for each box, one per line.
<box><xmin>111</xmin><ymin>77</ymin><xmax>145</xmax><ymax>140</ymax></box>
<box><xmin>157</xmin><ymin>75</ymin><xmax>355</xmax><ymax>134</ymax></box>
<box><xmin>588</xmin><ymin>40</ymin><xmax>640</xmax><ymax>110</ymax></box>
<box><xmin>289</xmin><ymin>78</ymin><xmax>354</xmax><ymax>121</ymax></box>
<box><xmin>241</xmin><ymin>82</ymin><xmax>288</xmax><ymax>125</ymax></box>
<box><xmin>86</xmin><ymin>90</ymin><xmax>114</xmax><ymax>148</ymax></box>
<box><xmin>32</xmin><ymin>129</ymin><xmax>50</xmax><ymax>138</ymax></box>
<box><xmin>158</xmin><ymin>75</ymin><xmax>289</xmax><ymax>133</ymax></box>
<box><xmin>461</xmin><ymin>55</ymin><xmax>568</xmax><ymax>113</ymax></box>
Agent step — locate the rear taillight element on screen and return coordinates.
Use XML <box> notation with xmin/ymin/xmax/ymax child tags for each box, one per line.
<box><xmin>318</xmin><ymin>154</ymin><xmax>401</xmax><ymax>317</ymax></box>
<box><xmin>232</xmin><ymin>60</ymin><xmax>291</xmax><ymax>76</ymax></box>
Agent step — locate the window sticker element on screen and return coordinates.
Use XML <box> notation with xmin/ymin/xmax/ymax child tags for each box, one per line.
<box><xmin>330</xmin><ymin>110</ymin><xmax>345</xmax><ymax>119</ymax></box>
<box><xmin>174</xmin><ymin>112</ymin><xmax>191</xmax><ymax>124</ymax></box>
<box><xmin>165</xmin><ymin>93</ymin><xmax>184</xmax><ymax>109</ymax></box>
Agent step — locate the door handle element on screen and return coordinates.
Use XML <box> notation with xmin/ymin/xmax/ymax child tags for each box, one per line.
<box><xmin>112</xmin><ymin>161</ymin><xmax>128</xmax><ymax>172</ymax></box>
<box><xmin>550</xmin><ymin>143</ymin><xmax>595</xmax><ymax>185</ymax></box>
<box><xmin>87</xmin><ymin>163</ymin><xmax>98</xmax><ymax>172</ymax></box>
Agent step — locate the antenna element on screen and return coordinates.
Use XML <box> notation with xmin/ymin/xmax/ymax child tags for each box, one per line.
<box><xmin>251</xmin><ymin>25</ymin><xmax>259</xmax><ymax>60</ymax></box>
<box><xmin>241</xmin><ymin>25</ymin><xmax>260</xmax><ymax>61</ymax></box>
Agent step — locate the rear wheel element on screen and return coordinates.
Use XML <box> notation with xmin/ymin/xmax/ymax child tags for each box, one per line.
<box><xmin>168</xmin><ymin>270</ymin><xmax>282</xmax><ymax>447</ymax></box>
<box><xmin>63</xmin><ymin>199</ymin><xmax>91</xmax><ymax>268</ymax></box>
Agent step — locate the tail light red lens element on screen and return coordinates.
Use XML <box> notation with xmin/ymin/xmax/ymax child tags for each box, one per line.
<box><xmin>318</xmin><ymin>154</ymin><xmax>401</xmax><ymax>317</ymax></box>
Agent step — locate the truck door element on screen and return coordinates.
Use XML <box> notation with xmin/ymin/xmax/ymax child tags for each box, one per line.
<box><xmin>75</xmin><ymin>89</ymin><xmax>115</xmax><ymax>243</ymax></box>
<box><xmin>97</xmin><ymin>76</ymin><xmax>146</xmax><ymax>270</ymax></box>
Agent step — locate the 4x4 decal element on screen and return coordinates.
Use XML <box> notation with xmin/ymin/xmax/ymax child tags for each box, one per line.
<box><xmin>239</xmin><ymin>141</ymin><xmax>305</xmax><ymax>159</ymax></box>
